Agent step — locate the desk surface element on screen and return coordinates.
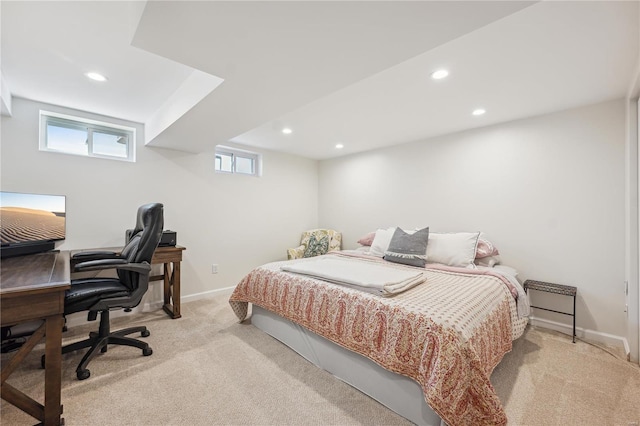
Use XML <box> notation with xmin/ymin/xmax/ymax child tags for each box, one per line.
<box><xmin>1</xmin><ymin>250</ymin><xmax>69</xmax><ymax>426</ymax></box>
<box><xmin>1</xmin><ymin>250</ymin><xmax>70</xmax><ymax>294</ymax></box>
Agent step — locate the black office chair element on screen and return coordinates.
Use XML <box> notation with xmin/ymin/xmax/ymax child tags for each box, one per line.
<box><xmin>1</xmin><ymin>321</ymin><xmax>44</xmax><ymax>353</ymax></box>
<box><xmin>58</xmin><ymin>203</ymin><xmax>164</xmax><ymax>380</ymax></box>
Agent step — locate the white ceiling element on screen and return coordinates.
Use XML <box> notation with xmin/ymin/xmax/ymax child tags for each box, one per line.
<box><xmin>1</xmin><ymin>1</ymin><xmax>638</xmax><ymax>160</ymax></box>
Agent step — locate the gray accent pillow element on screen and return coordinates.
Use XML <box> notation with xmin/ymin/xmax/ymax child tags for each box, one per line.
<box><xmin>384</xmin><ymin>227</ymin><xmax>429</xmax><ymax>267</ymax></box>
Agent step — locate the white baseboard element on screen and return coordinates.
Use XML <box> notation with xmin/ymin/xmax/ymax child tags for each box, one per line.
<box><xmin>528</xmin><ymin>315</ymin><xmax>630</xmax><ymax>359</ymax></box>
<box><xmin>66</xmin><ymin>286</ymin><xmax>237</xmax><ymax>329</ymax></box>
<box><xmin>141</xmin><ymin>285</ymin><xmax>236</xmax><ymax>310</ymax></box>
<box><xmin>180</xmin><ymin>286</ymin><xmax>236</xmax><ymax>302</ymax></box>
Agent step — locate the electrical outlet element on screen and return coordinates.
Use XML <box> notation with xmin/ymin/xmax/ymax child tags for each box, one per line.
<box><xmin>211</xmin><ymin>264</ymin><xmax>218</xmax><ymax>274</ymax></box>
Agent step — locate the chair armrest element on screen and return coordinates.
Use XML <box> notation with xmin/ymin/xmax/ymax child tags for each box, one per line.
<box><xmin>287</xmin><ymin>245</ymin><xmax>306</xmax><ymax>260</ymax></box>
<box><xmin>72</xmin><ymin>250</ymin><xmax>123</xmax><ymax>262</ymax></box>
<box><xmin>329</xmin><ymin>232</ymin><xmax>342</xmax><ymax>252</ymax></box>
<box><xmin>74</xmin><ymin>258</ymin><xmax>127</xmax><ymax>272</ymax></box>
<box><xmin>75</xmin><ymin>259</ymin><xmax>151</xmax><ymax>275</ymax></box>
<box><xmin>114</xmin><ymin>262</ymin><xmax>152</xmax><ymax>275</ymax></box>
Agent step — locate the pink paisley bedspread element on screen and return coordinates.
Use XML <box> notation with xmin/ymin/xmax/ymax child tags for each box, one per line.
<box><xmin>229</xmin><ymin>252</ymin><xmax>527</xmax><ymax>426</ymax></box>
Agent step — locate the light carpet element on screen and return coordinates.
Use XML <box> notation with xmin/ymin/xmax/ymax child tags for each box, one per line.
<box><xmin>1</xmin><ymin>293</ymin><xmax>639</xmax><ymax>425</ymax></box>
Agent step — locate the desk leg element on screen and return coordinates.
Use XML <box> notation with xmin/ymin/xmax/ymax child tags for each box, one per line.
<box><xmin>163</xmin><ymin>263</ymin><xmax>171</xmax><ymax>312</ymax></box>
<box><xmin>172</xmin><ymin>261</ymin><xmax>181</xmax><ymax>318</ymax></box>
<box><xmin>162</xmin><ymin>261</ymin><xmax>182</xmax><ymax>319</ymax></box>
<box><xmin>0</xmin><ymin>318</ymin><xmax>63</xmax><ymax>426</ymax></box>
<box><xmin>44</xmin><ymin>314</ymin><xmax>64</xmax><ymax>426</ymax></box>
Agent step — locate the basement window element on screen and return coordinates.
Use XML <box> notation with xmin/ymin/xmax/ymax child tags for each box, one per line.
<box><xmin>39</xmin><ymin>111</ymin><xmax>135</xmax><ymax>162</ymax></box>
<box><xmin>215</xmin><ymin>145</ymin><xmax>261</xmax><ymax>176</ymax></box>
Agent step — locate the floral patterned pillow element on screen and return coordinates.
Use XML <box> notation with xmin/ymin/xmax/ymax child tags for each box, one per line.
<box><xmin>303</xmin><ymin>234</ymin><xmax>330</xmax><ymax>257</ymax></box>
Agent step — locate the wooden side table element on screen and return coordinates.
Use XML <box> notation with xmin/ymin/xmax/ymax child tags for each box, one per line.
<box><xmin>523</xmin><ymin>279</ymin><xmax>577</xmax><ymax>343</ymax></box>
<box><xmin>150</xmin><ymin>245</ymin><xmax>186</xmax><ymax>319</ymax></box>
<box><xmin>71</xmin><ymin>245</ymin><xmax>186</xmax><ymax>320</ymax></box>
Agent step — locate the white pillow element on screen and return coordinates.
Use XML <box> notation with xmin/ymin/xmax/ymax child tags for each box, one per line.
<box><xmin>426</xmin><ymin>232</ymin><xmax>480</xmax><ymax>268</ymax></box>
<box><xmin>369</xmin><ymin>227</ymin><xmax>396</xmax><ymax>257</ymax></box>
<box><xmin>369</xmin><ymin>227</ymin><xmax>418</xmax><ymax>257</ymax></box>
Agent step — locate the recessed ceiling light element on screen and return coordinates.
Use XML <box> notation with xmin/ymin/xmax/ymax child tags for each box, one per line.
<box><xmin>472</xmin><ymin>108</ymin><xmax>486</xmax><ymax>116</ymax></box>
<box><xmin>86</xmin><ymin>72</ymin><xmax>107</xmax><ymax>82</ymax></box>
<box><xmin>431</xmin><ymin>69</ymin><xmax>449</xmax><ymax>80</ymax></box>
<box><xmin>282</xmin><ymin>128</ymin><xmax>292</xmax><ymax>134</ymax></box>
<box><xmin>335</xmin><ymin>143</ymin><xmax>344</xmax><ymax>149</ymax></box>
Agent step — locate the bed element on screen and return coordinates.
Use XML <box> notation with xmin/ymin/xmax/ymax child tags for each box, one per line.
<box><xmin>229</xmin><ymin>230</ymin><xmax>528</xmax><ymax>426</ymax></box>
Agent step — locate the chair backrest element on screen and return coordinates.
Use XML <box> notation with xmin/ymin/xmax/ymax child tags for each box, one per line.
<box><xmin>119</xmin><ymin>203</ymin><xmax>164</xmax><ymax>290</ymax></box>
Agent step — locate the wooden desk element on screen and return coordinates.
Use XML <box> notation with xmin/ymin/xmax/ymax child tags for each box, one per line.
<box><xmin>70</xmin><ymin>245</ymin><xmax>185</xmax><ymax>319</ymax></box>
<box><xmin>1</xmin><ymin>250</ymin><xmax>70</xmax><ymax>426</ymax></box>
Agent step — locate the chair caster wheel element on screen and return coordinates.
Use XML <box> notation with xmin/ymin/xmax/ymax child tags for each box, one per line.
<box><xmin>41</xmin><ymin>354</ymin><xmax>46</xmax><ymax>369</ymax></box>
<box><xmin>143</xmin><ymin>347</ymin><xmax>153</xmax><ymax>356</ymax></box>
<box><xmin>77</xmin><ymin>369</ymin><xmax>90</xmax><ymax>380</ymax></box>
<box><xmin>141</xmin><ymin>330</ymin><xmax>150</xmax><ymax>338</ymax></box>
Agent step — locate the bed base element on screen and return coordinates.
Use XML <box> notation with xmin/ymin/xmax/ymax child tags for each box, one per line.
<box><xmin>251</xmin><ymin>305</ymin><xmax>444</xmax><ymax>426</ymax></box>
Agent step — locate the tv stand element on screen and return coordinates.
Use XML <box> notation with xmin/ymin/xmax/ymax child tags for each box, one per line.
<box><xmin>0</xmin><ymin>241</ymin><xmax>56</xmax><ymax>259</ymax></box>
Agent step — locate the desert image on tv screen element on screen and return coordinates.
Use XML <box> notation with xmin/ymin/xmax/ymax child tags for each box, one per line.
<box><xmin>0</xmin><ymin>192</ymin><xmax>65</xmax><ymax>245</ymax></box>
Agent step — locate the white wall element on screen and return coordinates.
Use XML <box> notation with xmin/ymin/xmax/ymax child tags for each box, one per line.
<box><xmin>625</xmin><ymin>75</ymin><xmax>639</xmax><ymax>362</ymax></box>
<box><xmin>319</xmin><ymin>99</ymin><xmax>627</xmax><ymax>341</ymax></box>
<box><xmin>1</xmin><ymin>97</ymin><xmax>318</xmax><ymax>306</ymax></box>
<box><xmin>2</xmin><ymin>96</ymin><xmax>631</xmax><ymax>346</ymax></box>
<box><xmin>626</xmin><ymin>3</ymin><xmax>640</xmax><ymax>364</ymax></box>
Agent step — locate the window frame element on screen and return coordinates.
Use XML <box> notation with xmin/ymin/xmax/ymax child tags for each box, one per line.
<box><xmin>214</xmin><ymin>145</ymin><xmax>261</xmax><ymax>176</ymax></box>
<box><xmin>39</xmin><ymin>110</ymin><xmax>136</xmax><ymax>162</ymax></box>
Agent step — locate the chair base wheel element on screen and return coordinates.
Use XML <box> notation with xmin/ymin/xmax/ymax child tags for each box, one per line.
<box><xmin>141</xmin><ymin>330</ymin><xmax>150</xmax><ymax>338</ymax></box>
<box><xmin>77</xmin><ymin>369</ymin><xmax>90</xmax><ymax>380</ymax></box>
<box><xmin>143</xmin><ymin>347</ymin><xmax>152</xmax><ymax>356</ymax></box>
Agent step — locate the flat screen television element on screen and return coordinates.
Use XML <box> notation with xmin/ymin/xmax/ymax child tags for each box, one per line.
<box><xmin>0</xmin><ymin>191</ymin><xmax>66</xmax><ymax>258</ymax></box>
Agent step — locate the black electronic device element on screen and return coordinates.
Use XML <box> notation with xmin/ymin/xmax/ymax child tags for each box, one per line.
<box><xmin>159</xmin><ymin>230</ymin><xmax>176</xmax><ymax>247</ymax></box>
<box><xmin>0</xmin><ymin>191</ymin><xmax>66</xmax><ymax>258</ymax></box>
